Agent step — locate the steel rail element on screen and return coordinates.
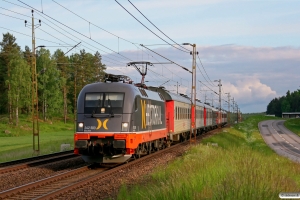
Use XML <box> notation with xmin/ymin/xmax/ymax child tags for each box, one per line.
<box><xmin>0</xmin><ymin>166</ymin><xmax>90</xmax><ymax>199</ymax></box>
<box><xmin>0</xmin><ymin>152</ymin><xmax>77</xmax><ymax>175</ymax></box>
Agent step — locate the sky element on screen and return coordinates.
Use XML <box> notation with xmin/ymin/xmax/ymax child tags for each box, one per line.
<box><xmin>1</xmin><ymin>0</ymin><xmax>300</xmax><ymax>113</ymax></box>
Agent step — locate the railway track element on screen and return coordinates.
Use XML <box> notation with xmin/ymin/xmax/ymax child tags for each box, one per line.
<box><xmin>0</xmin><ymin>150</ymin><xmax>78</xmax><ymax>175</ymax></box>
<box><xmin>0</xmin><ymin>165</ymin><xmax>109</xmax><ymax>200</ymax></box>
<box><xmin>0</xmin><ymin>128</ymin><xmax>223</xmax><ymax>199</ymax></box>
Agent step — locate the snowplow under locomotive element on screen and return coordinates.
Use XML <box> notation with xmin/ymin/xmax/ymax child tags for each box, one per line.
<box><xmin>74</xmin><ymin>74</ymin><xmax>227</xmax><ymax>163</ymax></box>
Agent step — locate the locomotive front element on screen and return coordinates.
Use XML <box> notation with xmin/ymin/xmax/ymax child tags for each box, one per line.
<box><xmin>74</xmin><ymin>82</ymin><xmax>138</xmax><ymax>163</ymax></box>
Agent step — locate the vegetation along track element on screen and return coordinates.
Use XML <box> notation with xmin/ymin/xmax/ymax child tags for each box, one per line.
<box><xmin>0</xmin><ymin>150</ymin><xmax>77</xmax><ymax>175</ymax></box>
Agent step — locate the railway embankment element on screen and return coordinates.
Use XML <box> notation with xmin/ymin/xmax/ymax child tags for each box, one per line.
<box><xmin>115</xmin><ymin>116</ymin><xmax>300</xmax><ymax>200</ymax></box>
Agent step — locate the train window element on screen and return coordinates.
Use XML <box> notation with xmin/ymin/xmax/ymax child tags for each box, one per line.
<box><xmin>180</xmin><ymin>107</ymin><xmax>181</xmax><ymax>120</ymax></box>
<box><xmin>134</xmin><ymin>97</ymin><xmax>138</xmax><ymax>111</ymax></box>
<box><xmin>84</xmin><ymin>92</ymin><xmax>124</xmax><ymax>114</ymax></box>
<box><xmin>180</xmin><ymin>107</ymin><xmax>182</xmax><ymax>119</ymax></box>
<box><xmin>85</xmin><ymin>93</ymin><xmax>103</xmax><ymax>107</ymax></box>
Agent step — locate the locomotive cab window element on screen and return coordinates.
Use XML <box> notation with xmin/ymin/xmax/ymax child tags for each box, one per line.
<box><xmin>84</xmin><ymin>92</ymin><xmax>124</xmax><ymax>114</ymax></box>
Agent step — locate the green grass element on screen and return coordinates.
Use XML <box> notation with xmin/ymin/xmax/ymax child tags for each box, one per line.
<box><xmin>115</xmin><ymin>115</ymin><xmax>300</xmax><ymax>200</ymax></box>
<box><xmin>0</xmin><ymin>114</ymin><xmax>75</xmax><ymax>162</ymax></box>
<box><xmin>284</xmin><ymin>118</ymin><xmax>300</xmax><ymax>136</ymax></box>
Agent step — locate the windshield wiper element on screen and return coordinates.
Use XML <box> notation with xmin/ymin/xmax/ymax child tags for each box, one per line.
<box><xmin>108</xmin><ymin>99</ymin><xmax>114</xmax><ymax>118</ymax></box>
<box><xmin>91</xmin><ymin>99</ymin><xmax>102</xmax><ymax>118</ymax></box>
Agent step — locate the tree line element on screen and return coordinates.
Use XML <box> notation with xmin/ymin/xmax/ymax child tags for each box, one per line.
<box><xmin>0</xmin><ymin>32</ymin><xmax>106</xmax><ymax>126</ymax></box>
<box><xmin>266</xmin><ymin>90</ymin><xmax>300</xmax><ymax>117</ymax></box>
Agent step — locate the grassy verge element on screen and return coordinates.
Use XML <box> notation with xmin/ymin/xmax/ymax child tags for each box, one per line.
<box><xmin>116</xmin><ymin>116</ymin><xmax>300</xmax><ymax>200</ymax></box>
<box><xmin>0</xmin><ymin>114</ymin><xmax>74</xmax><ymax>162</ymax></box>
<box><xmin>284</xmin><ymin>118</ymin><xmax>300</xmax><ymax>136</ymax></box>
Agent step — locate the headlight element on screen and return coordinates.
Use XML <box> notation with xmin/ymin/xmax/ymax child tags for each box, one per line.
<box><xmin>78</xmin><ymin>122</ymin><xmax>84</xmax><ymax>131</ymax></box>
<box><xmin>101</xmin><ymin>108</ymin><xmax>105</xmax><ymax>113</ymax></box>
<box><xmin>121</xmin><ymin>122</ymin><xmax>129</xmax><ymax>132</ymax></box>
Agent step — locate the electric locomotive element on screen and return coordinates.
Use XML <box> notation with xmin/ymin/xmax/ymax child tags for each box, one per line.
<box><xmin>74</xmin><ymin>74</ymin><xmax>167</xmax><ymax>163</ymax></box>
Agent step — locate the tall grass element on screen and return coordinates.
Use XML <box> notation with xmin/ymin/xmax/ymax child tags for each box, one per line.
<box><xmin>284</xmin><ymin>118</ymin><xmax>300</xmax><ymax>136</ymax></box>
<box><xmin>116</xmin><ymin>116</ymin><xmax>300</xmax><ymax>200</ymax></box>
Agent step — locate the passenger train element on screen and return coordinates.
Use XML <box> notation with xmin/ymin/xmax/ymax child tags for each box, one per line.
<box><xmin>74</xmin><ymin>74</ymin><xmax>227</xmax><ymax>163</ymax></box>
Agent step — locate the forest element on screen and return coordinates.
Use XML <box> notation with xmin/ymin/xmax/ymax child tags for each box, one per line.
<box><xmin>0</xmin><ymin>32</ymin><xmax>106</xmax><ymax>126</ymax></box>
<box><xmin>266</xmin><ymin>89</ymin><xmax>300</xmax><ymax>117</ymax></box>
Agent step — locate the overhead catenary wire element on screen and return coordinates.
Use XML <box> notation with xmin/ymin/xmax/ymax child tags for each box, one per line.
<box><xmin>115</xmin><ymin>0</ymin><xmax>189</xmax><ymax>53</ymax></box>
<box><xmin>0</xmin><ymin>26</ymin><xmax>66</xmax><ymax>45</ymax></box>
<box><xmin>52</xmin><ymin>0</ymin><xmax>139</xmax><ymax>46</ymax></box>
<box><xmin>51</xmin><ymin>0</ymin><xmax>172</xmax><ymax>66</ymax></box>
<box><xmin>3</xmin><ymin>0</ymin><xmax>196</xmax><ymax>94</ymax></box>
<box><xmin>0</xmin><ymin>6</ymin><xmax>31</xmax><ymax>18</ymax></box>
<box><xmin>127</xmin><ymin>0</ymin><xmax>190</xmax><ymax>53</ymax></box>
<box><xmin>199</xmin><ymin>80</ymin><xmax>219</xmax><ymax>97</ymax></box>
<box><xmin>3</xmin><ymin>0</ymin><xmax>189</xmax><ymax>85</ymax></box>
<box><xmin>0</xmin><ymin>12</ymin><xmax>25</xmax><ymax>21</ymax></box>
<box><xmin>197</xmin><ymin>54</ymin><xmax>216</xmax><ymax>87</ymax></box>
<box><xmin>17</xmin><ymin>0</ymin><xmax>134</xmax><ymax>62</ymax></box>
<box><xmin>137</xmin><ymin>43</ymin><xmax>191</xmax><ymax>84</ymax></box>
<box><xmin>141</xmin><ymin>44</ymin><xmax>192</xmax><ymax>73</ymax></box>
<box><xmin>34</xmin><ymin>13</ymin><xmax>128</xmax><ymax>65</ymax></box>
<box><xmin>1</xmin><ymin>8</ymin><xmax>115</xmax><ymax>62</ymax></box>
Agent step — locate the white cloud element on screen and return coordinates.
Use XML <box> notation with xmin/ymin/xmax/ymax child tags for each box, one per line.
<box><xmin>223</xmin><ymin>78</ymin><xmax>277</xmax><ymax>104</ymax></box>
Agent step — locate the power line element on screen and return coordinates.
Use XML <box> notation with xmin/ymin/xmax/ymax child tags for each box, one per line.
<box><xmin>115</xmin><ymin>0</ymin><xmax>189</xmax><ymax>53</ymax></box>
<box><xmin>0</xmin><ymin>12</ymin><xmax>25</xmax><ymax>21</ymax></box>
<box><xmin>137</xmin><ymin>43</ymin><xmax>191</xmax><ymax>84</ymax></box>
<box><xmin>2</xmin><ymin>0</ymin><xmax>29</xmax><ymax>10</ymax></box>
<box><xmin>141</xmin><ymin>44</ymin><xmax>192</xmax><ymax>73</ymax></box>
<box><xmin>51</xmin><ymin>0</ymin><xmax>179</xmax><ymax>71</ymax></box>
<box><xmin>17</xmin><ymin>0</ymin><xmax>134</xmax><ymax>62</ymax></box>
<box><xmin>199</xmin><ymin>80</ymin><xmax>218</xmax><ymax>96</ymax></box>
<box><xmin>127</xmin><ymin>0</ymin><xmax>190</xmax><ymax>53</ymax></box>
<box><xmin>35</xmin><ymin>12</ymin><xmax>129</xmax><ymax>66</ymax></box>
<box><xmin>51</xmin><ymin>0</ymin><xmax>138</xmax><ymax>46</ymax></box>
<box><xmin>0</xmin><ymin>6</ymin><xmax>31</xmax><ymax>18</ymax></box>
<box><xmin>197</xmin><ymin>54</ymin><xmax>216</xmax><ymax>87</ymax></box>
<box><xmin>0</xmin><ymin>26</ymin><xmax>65</xmax><ymax>45</ymax></box>
<box><xmin>11</xmin><ymin>0</ymin><xmax>189</xmax><ymax>84</ymax></box>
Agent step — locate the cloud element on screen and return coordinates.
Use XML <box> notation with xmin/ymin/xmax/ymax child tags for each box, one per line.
<box><xmin>223</xmin><ymin>77</ymin><xmax>277</xmax><ymax>106</ymax></box>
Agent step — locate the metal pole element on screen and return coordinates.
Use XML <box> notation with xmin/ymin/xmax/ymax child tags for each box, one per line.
<box><xmin>192</xmin><ymin>44</ymin><xmax>197</xmax><ymax>141</ymax></box>
<box><xmin>227</xmin><ymin>93</ymin><xmax>230</xmax><ymax>125</ymax></box>
<box><xmin>236</xmin><ymin>105</ymin><xmax>239</xmax><ymax>123</ymax></box>
<box><xmin>232</xmin><ymin>97</ymin><xmax>234</xmax><ymax>124</ymax></box>
<box><xmin>218</xmin><ymin>79</ymin><xmax>221</xmax><ymax>128</ymax></box>
<box><xmin>31</xmin><ymin>10</ymin><xmax>40</xmax><ymax>155</ymax></box>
